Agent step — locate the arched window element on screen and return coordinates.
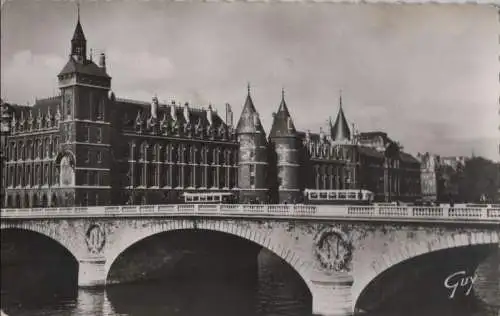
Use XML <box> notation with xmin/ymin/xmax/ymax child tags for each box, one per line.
<box><xmin>59</xmin><ymin>155</ymin><xmax>75</xmax><ymax>187</ymax></box>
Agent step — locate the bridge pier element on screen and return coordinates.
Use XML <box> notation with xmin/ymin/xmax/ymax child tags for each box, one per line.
<box><xmin>310</xmin><ymin>273</ymin><xmax>354</xmax><ymax>316</ymax></box>
<box><xmin>78</xmin><ymin>258</ymin><xmax>106</xmax><ymax>287</ymax></box>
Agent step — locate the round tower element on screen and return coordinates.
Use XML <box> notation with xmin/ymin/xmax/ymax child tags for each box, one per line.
<box><xmin>235</xmin><ymin>85</ymin><xmax>269</xmax><ymax>204</ymax></box>
<box><xmin>268</xmin><ymin>89</ymin><xmax>301</xmax><ymax>204</ymax></box>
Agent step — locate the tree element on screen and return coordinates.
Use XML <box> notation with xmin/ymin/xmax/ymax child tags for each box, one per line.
<box><xmin>458</xmin><ymin>157</ymin><xmax>500</xmax><ymax>203</ymax></box>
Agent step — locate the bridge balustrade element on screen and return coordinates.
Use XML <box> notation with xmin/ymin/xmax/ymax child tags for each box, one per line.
<box><xmin>448</xmin><ymin>207</ymin><xmax>483</xmax><ymax>218</ymax></box>
<box><xmin>347</xmin><ymin>206</ymin><xmax>375</xmax><ymax>216</ymax></box>
<box><xmin>1</xmin><ymin>204</ymin><xmax>499</xmax><ymax>222</ymax></box>
<box><xmin>411</xmin><ymin>207</ymin><xmax>443</xmax><ymax>217</ymax></box>
<box><xmin>487</xmin><ymin>208</ymin><xmax>500</xmax><ymax>218</ymax></box>
<box><xmin>377</xmin><ymin>207</ymin><xmax>409</xmax><ymax>217</ymax></box>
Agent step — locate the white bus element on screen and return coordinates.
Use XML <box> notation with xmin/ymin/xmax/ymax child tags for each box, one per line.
<box><xmin>304</xmin><ymin>189</ymin><xmax>374</xmax><ymax>205</ymax></box>
<box><xmin>183</xmin><ymin>192</ymin><xmax>236</xmax><ymax>204</ymax></box>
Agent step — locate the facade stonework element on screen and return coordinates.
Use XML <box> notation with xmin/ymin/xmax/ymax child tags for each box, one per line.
<box><xmin>1</xmin><ymin>216</ymin><xmax>498</xmax><ymax>315</ymax></box>
<box><xmin>0</xmin><ymin>17</ymin><xmax>422</xmax><ymax>208</ymax></box>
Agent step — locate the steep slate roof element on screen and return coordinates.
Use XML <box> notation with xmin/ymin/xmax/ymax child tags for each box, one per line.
<box><xmin>115</xmin><ymin>98</ymin><xmax>227</xmax><ymax>131</ymax></box>
<box><xmin>72</xmin><ymin>19</ymin><xmax>86</xmax><ymax>42</ymax></box>
<box><xmin>58</xmin><ymin>58</ymin><xmax>110</xmax><ymax>78</ymax></box>
<box><xmin>269</xmin><ymin>91</ymin><xmax>297</xmax><ymax>138</ymax></box>
<box><xmin>235</xmin><ymin>90</ymin><xmax>266</xmax><ymax>135</ymax></box>
<box><xmin>33</xmin><ymin>96</ymin><xmax>61</xmax><ymax>114</ymax></box>
<box><xmin>330</xmin><ymin>95</ymin><xmax>351</xmax><ymax>141</ymax></box>
<box><xmin>357</xmin><ymin>146</ymin><xmax>385</xmax><ymax>159</ymax></box>
<box><xmin>399</xmin><ymin>151</ymin><xmax>420</xmax><ymax>164</ymax></box>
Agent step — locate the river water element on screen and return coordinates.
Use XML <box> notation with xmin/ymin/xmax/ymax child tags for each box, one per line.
<box><xmin>1</xmin><ymin>247</ymin><xmax>499</xmax><ymax>316</ymax></box>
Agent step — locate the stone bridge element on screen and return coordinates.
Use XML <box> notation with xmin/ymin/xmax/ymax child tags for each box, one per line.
<box><xmin>1</xmin><ymin>204</ymin><xmax>499</xmax><ymax>316</ymax></box>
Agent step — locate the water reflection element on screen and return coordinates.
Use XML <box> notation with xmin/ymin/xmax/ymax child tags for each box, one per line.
<box><xmin>1</xmin><ymin>248</ymin><xmax>498</xmax><ymax>316</ymax></box>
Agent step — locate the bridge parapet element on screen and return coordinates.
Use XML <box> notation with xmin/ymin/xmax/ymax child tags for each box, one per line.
<box><xmin>1</xmin><ymin>204</ymin><xmax>499</xmax><ymax>223</ymax></box>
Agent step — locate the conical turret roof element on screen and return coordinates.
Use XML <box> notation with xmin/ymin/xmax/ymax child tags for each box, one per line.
<box><xmin>269</xmin><ymin>89</ymin><xmax>297</xmax><ymax>138</ymax></box>
<box><xmin>236</xmin><ymin>86</ymin><xmax>266</xmax><ymax>135</ymax></box>
<box><xmin>330</xmin><ymin>93</ymin><xmax>351</xmax><ymax>141</ymax></box>
<box><xmin>72</xmin><ymin>20</ymin><xmax>86</xmax><ymax>42</ymax></box>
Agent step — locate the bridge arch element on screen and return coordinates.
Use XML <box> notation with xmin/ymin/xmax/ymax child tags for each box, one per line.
<box><xmin>0</xmin><ymin>223</ymin><xmax>81</xmax><ymax>260</ymax></box>
<box><xmin>105</xmin><ymin>220</ymin><xmax>314</xmax><ymax>291</ymax></box>
<box><xmin>352</xmin><ymin>230</ymin><xmax>500</xmax><ymax>309</ymax></box>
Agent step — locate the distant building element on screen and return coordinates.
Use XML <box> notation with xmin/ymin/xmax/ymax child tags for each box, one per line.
<box><xmin>417</xmin><ymin>152</ymin><xmax>441</xmax><ymax>202</ymax></box>
<box><xmin>440</xmin><ymin>156</ymin><xmax>467</xmax><ymax>171</ymax></box>
<box><xmin>0</xmin><ymin>13</ymin><xmax>422</xmax><ymax>207</ymax></box>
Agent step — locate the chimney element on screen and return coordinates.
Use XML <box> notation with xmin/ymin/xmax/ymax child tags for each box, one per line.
<box><xmin>99</xmin><ymin>53</ymin><xmax>106</xmax><ymax>71</ymax></box>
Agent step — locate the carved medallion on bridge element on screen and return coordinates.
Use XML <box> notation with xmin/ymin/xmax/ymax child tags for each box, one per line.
<box><xmin>85</xmin><ymin>224</ymin><xmax>106</xmax><ymax>254</ymax></box>
<box><xmin>314</xmin><ymin>228</ymin><xmax>352</xmax><ymax>272</ymax></box>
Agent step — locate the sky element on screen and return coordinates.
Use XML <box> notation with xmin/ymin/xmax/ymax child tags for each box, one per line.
<box><xmin>1</xmin><ymin>0</ymin><xmax>498</xmax><ymax>161</ymax></box>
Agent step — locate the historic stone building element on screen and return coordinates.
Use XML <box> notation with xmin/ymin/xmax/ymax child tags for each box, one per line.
<box><xmin>417</xmin><ymin>152</ymin><xmax>441</xmax><ymax>203</ymax></box>
<box><xmin>0</xmin><ymin>15</ymin><xmax>422</xmax><ymax>208</ymax></box>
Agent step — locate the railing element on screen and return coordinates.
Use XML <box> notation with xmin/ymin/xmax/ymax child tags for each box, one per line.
<box><xmin>1</xmin><ymin>204</ymin><xmax>499</xmax><ymax>223</ymax></box>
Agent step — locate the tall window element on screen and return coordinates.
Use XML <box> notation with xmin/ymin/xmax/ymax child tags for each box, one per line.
<box><xmin>97</xmin><ymin>172</ymin><xmax>102</xmax><ymax>186</ymax></box>
<box><xmin>83</xmin><ymin>127</ymin><xmax>89</xmax><ymax>142</ymax></box>
<box><xmin>141</xmin><ymin>166</ymin><xmax>147</xmax><ymax>186</ymax></box>
<box><xmin>45</xmin><ymin>138</ymin><xmax>50</xmax><ymax>157</ymax></box>
<box><xmin>278</xmin><ymin>166</ymin><xmax>284</xmax><ymax>188</ymax></box>
<box><xmin>83</xmin><ymin>171</ymin><xmax>88</xmax><ymax>185</ymax></box>
<box><xmin>53</xmin><ymin>138</ymin><xmax>59</xmax><ymax>155</ymax></box>
<box><xmin>89</xmin><ymin>171</ymin><xmax>96</xmax><ymax>185</ymax></box>
<box><xmin>249</xmin><ymin>164</ymin><xmax>255</xmax><ymax>188</ymax></box>
<box><xmin>97</xmin><ymin>99</ymin><xmax>104</xmax><ymax>120</ymax></box>
<box><xmin>26</xmin><ymin>166</ymin><xmax>31</xmax><ymax>186</ymax></box>
<box><xmin>44</xmin><ymin>165</ymin><xmax>49</xmax><ymax>185</ymax></box>
<box><xmin>35</xmin><ymin>165</ymin><xmax>41</xmax><ymax>185</ymax></box>
<box><xmin>96</xmin><ymin>128</ymin><xmax>102</xmax><ymax>143</ymax></box>
<box><xmin>97</xmin><ymin>151</ymin><xmax>102</xmax><ymax>163</ymax></box>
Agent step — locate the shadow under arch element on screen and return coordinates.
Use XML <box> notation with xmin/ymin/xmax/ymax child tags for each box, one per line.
<box><xmin>105</xmin><ymin>228</ymin><xmax>313</xmax><ymax>316</ymax></box>
<box><xmin>354</xmin><ymin>243</ymin><xmax>497</xmax><ymax>314</ymax></box>
<box><xmin>104</xmin><ymin>224</ymin><xmax>314</xmax><ymax>293</ymax></box>
<box><xmin>1</xmin><ymin>227</ymin><xmax>79</xmax><ymax>313</ymax></box>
